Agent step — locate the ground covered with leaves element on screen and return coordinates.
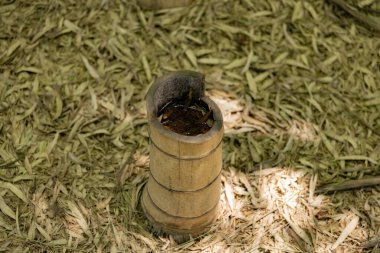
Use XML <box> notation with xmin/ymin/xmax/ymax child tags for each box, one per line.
<box><xmin>0</xmin><ymin>0</ymin><xmax>380</xmax><ymax>252</ymax></box>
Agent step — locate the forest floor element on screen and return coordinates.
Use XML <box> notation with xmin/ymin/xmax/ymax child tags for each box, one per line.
<box><xmin>0</xmin><ymin>0</ymin><xmax>380</xmax><ymax>252</ymax></box>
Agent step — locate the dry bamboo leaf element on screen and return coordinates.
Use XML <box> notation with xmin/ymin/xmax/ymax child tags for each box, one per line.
<box><xmin>73</xmin><ymin>82</ymin><xmax>88</xmax><ymax>96</ymax></box>
<box><xmin>15</xmin><ymin>67</ymin><xmax>43</xmax><ymax>74</ymax></box>
<box><xmin>255</xmin><ymin>73</ymin><xmax>272</xmax><ymax>85</ymax></box>
<box><xmin>24</xmin><ymin>156</ymin><xmax>32</xmax><ymax>175</ymax></box>
<box><xmin>238</xmin><ymin>172</ymin><xmax>258</xmax><ymax>206</ymax></box>
<box><xmin>322</xmin><ymin>54</ymin><xmax>339</xmax><ymax>66</ymax></box>
<box><xmin>46</xmin><ymin>132</ymin><xmax>60</xmax><ymax>155</ymax></box>
<box><xmin>111</xmin><ymin>114</ymin><xmax>134</xmax><ymax>135</ymax></box>
<box><xmin>308</xmin><ymin>173</ymin><xmax>318</xmax><ymax>204</ymax></box>
<box><xmin>36</xmin><ymin>223</ymin><xmax>52</xmax><ymax>241</ymax></box>
<box><xmin>68</xmin><ymin>116</ymin><xmax>84</xmax><ymax>140</ymax></box>
<box><xmin>63</xmin><ymin>19</ymin><xmax>80</xmax><ymax>32</ymax></box>
<box><xmin>331</xmin><ymin>216</ymin><xmax>359</xmax><ymax>250</ymax></box>
<box><xmin>214</xmin><ymin>23</ymin><xmax>242</xmax><ymax>33</ymax></box>
<box><xmin>292</xmin><ymin>1</ymin><xmax>304</xmax><ymax>22</ymax></box>
<box><xmin>308</xmin><ymin>97</ymin><xmax>323</xmax><ymax>113</ymax></box>
<box><xmin>0</xmin><ymin>182</ymin><xmax>28</xmax><ymax>203</ymax></box>
<box><xmin>245</xmin><ymin>71</ymin><xmax>257</xmax><ymax>96</ymax></box>
<box><xmin>67</xmin><ymin>201</ymin><xmax>89</xmax><ymax>235</ymax></box>
<box><xmin>224</xmin><ymin>58</ymin><xmax>246</xmax><ymax>70</ymax></box>
<box><xmin>14</xmin><ymin>103</ymin><xmax>36</xmax><ymax>122</ymax></box>
<box><xmin>3</xmin><ymin>39</ymin><xmax>25</xmax><ymax>58</ymax></box>
<box><xmin>364</xmin><ymin>97</ymin><xmax>380</xmax><ymax>106</ymax></box>
<box><xmin>224</xmin><ymin>180</ymin><xmax>235</xmax><ymax>210</ymax></box>
<box><xmin>286</xmin><ymin>227</ymin><xmax>309</xmax><ymax>252</ymax></box>
<box><xmin>81</xmin><ymin>55</ymin><xmax>100</xmax><ymax>80</ymax></box>
<box><xmin>274</xmin><ymin>52</ymin><xmax>288</xmax><ymax>63</ymax></box>
<box><xmin>281</xmin><ymin>209</ymin><xmax>312</xmax><ymax>246</ymax></box>
<box><xmin>285</xmin><ymin>59</ymin><xmax>310</xmax><ymax>70</ymax></box>
<box><xmin>0</xmin><ymin>214</ymin><xmax>12</xmax><ymax>230</ymax></box>
<box><xmin>47</xmin><ymin>239</ymin><xmax>67</xmax><ymax>246</ymax></box>
<box><xmin>321</xmin><ymin>133</ymin><xmax>338</xmax><ymax>158</ymax></box>
<box><xmin>240</xmin><ymin>50</ymin><xmax>254</xmax><ymax>74</ymax></box>
<box><xmin>141</xmin><ymin>54</ymin><xmax>152</xmax><ymax>82</ymax></box>
<box><xmin>27</xmin><ymin>220</ymin><xmax>36</xmax><ymax>240</ymax></box>
<box><xmin>185</xmin><ymin>34</ymin><xmax>203</xmax><ymax>44</ymax></box>
<box><xmin>88</xmin><ymin>86</ymin><xmax>98</xmax><ymax>111</ymax></box>
<box><xmin>153</xmin><ymin>38</ymin><xmax>169</xmax><ymax>52</ymax></box>
<box><xmin>96</xmin><ymin>196</ymin><xmax>112</xmax><ymax>210</ymax></box>
<box><xmin>304</xmin><ymin>2</ymin><xmax>319</xmax><ymax>20</ymax></box>
<box><xmin>283</xmin><ymin>24</ymin><xmax>300</xmax><ymax>49</ymax></box>
<box><xmin>184</xmin><ymin>48</ymin><xmax>198</xmax><ymax>67</ymax></box>
<box><xmin>0</xmin><ymin>195</ymin><xmax>16</xmax><ymax>220</ymax></box>
<box><xmin>198</xmin><ymin>58</ymin><xmax>229</xmax><ymax>65</ymax></box>
<box><xmin>128</xmin><ymin>231</ymin><xmax>156</xmax><ymax>250</ymax></box>
<box><xmin>53</xmin><ymin>94</ymin><xmax>63</xmax><ymax>119</ymax></box>
<box><xmin>31</xmin><ymin>18</ymin><xmax>56</xmax><ymax>43</ymax></box>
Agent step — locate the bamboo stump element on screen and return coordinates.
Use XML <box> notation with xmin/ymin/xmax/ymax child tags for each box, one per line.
<box><xmin>141</xmin><ymin>71</ymin><xmax>223</xmax><ymax>241</ymax></box>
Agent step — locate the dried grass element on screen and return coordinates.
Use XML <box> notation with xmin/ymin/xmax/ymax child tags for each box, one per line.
<box><xmin>0</xmin><ymin>0</ymin><xmax>379</xmax><ymax>252</ymax></box>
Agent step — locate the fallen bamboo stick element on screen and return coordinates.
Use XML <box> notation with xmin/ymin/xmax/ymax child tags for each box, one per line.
<box><xmin>327</xmin><ymin>0</ymin><xmax>380</xmax><ymax>34</ymax></box>
<box><xmin>317</xmin><ymin>177</ymin><xmax>380</xmax><ymax>193</ymax></box>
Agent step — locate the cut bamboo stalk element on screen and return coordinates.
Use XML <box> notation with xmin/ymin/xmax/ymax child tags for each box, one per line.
<box><xmin>141</xmin><ymin>70</ymin><xmax>223</xmax><ymax>242</ymax></box>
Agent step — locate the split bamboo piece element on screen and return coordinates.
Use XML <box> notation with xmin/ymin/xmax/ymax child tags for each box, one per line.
<box><xmin>141</xmin><ymin>71</ymin><xmax>223</xmax><ymax>241</ymax></box>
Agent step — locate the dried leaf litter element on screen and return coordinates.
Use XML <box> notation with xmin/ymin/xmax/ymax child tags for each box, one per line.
<box><xmin>0</xmin><ymin>0</ymin><xmax>379</xmax><ymax>252</ymax></box>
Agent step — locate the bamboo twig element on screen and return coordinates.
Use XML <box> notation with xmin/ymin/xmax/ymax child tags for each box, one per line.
<box><xmin>327</xmin><ymin>0</ymin><xmax>380</xmax><ymax>33</ymax></box>
<box><xmin>286</xmin><ymin>227</ymin><xmax>311</xmax><ymax>253</ymax></box>
<box><xmin>317</xmin><ymin>177</ymin><xmax>380</xmax><ymax>193</ymax></box>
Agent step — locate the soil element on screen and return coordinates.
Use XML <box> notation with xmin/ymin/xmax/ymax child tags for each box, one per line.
<box><xmin>158</xmin><ymin>99</ymin><xmax>214</xmax><ymax>136</ymax></box>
